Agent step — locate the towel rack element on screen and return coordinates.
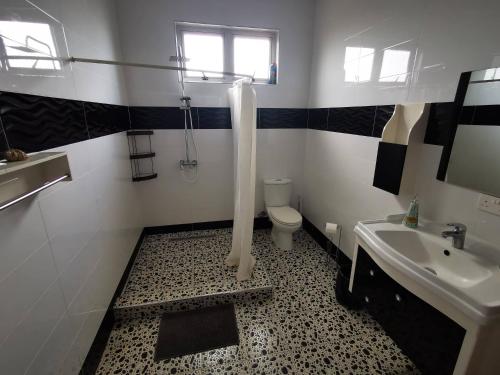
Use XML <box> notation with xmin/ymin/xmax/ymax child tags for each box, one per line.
<box><xmin>0</xmin><ymin>174</ymin><xmax>69</xmax><ymax>211</ymax></box>
<box><xmin>0</xmin><ymin>152</ymin><xmax>72</xmax><ymax>212</ymax></box>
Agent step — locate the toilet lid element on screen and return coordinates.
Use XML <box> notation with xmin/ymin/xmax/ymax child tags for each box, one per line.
<box><xmin>268</xmin><ymin>206</ymin><xmax>302</xmax><ymax>226</ymax></box>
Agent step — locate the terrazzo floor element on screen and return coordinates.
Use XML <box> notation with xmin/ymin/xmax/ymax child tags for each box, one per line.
<box><xmin>97</xmin><ymin>228</ymin><xmax>420</xmax><ymax>375</ymax></box>
<box><xmin>115</xmin><ymin>229</ymin><xmax>272</xmax><ymax>309</ymax></box>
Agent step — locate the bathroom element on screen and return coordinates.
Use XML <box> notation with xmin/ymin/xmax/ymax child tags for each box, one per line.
<box><xmin>1</xmin><ymin>0</ymin><xmax>500</xmax><ymax>373</ymax></box>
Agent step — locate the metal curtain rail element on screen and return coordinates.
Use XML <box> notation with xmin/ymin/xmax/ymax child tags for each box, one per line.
<box><xmin>0</xmin><ymin>174</ymin><xmax>69</xmax><ymax>211</ymax></box>
<box><xmin>5</xmin><ymin>55</ymin><xmax>255</xmax><ymax>80</ymax></box>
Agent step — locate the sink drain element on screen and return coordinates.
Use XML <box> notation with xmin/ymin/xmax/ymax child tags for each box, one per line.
<box><xmin>424</xmin><ymin>267</ymin><xmax>437</xmax><ymax>276</ymax></box>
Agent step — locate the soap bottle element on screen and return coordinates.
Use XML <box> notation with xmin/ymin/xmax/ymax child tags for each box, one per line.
<box><xmin>268</xmin><ymin>62</ymin><xmax>277</xmax><ymax>84</ymax></box>
<box><xmin>403</xmin><ymin>196</ymin><xmax>419</xmax><ymax>228</ymax></box>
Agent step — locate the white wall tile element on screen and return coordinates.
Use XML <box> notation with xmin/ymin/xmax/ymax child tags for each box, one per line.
<box><xmin>25</xmin><ymin>312</ymin><xmax>78</xmax><ymax>375</ymax></box>
<box><xmin>0</xmin><ymin>280</ymin><xmax>67</xmax><ymax>374</ymax></box>
<box><xmin>38</xmin><ymin>175</ymin><xmax>100</xmax><ymax>273</ymax></box>
<box><xmin>0</xmin><ymin>198</ymin><xmax>48</xmax><ymax>283</ymax></box>
<box><xmin>0</xmin><ymin>243</ymin><xmax>59</xmax><ymax>344</ymax></box>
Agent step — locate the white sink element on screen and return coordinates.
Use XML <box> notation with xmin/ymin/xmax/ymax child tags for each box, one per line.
<box><xmin>375</xmin><ymin>230</ymin><xmax>495</xmax><ymax>288</ymax></box>
<box><xmin>354</xmin><ymin>218</ymin><xmax>500</xmax><ymax>323</ymax></box>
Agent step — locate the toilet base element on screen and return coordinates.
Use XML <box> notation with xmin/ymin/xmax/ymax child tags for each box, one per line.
<box><xmin>271</xmin><ymin>226</ymin><xmax>294</xmax><ymax>251</ymax></box>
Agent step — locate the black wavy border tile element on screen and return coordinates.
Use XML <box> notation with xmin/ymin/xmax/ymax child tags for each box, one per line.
<box><xmin>328</xmin><ymin>106</ymin><xmax>376</xmax><ymax>136</ymax></box>
<box><xmin>372</xmin><ymin>105</ymin><xmax>395</xmax><ymax>138</ymax></box>
<box><xmin>84</xmin><ymin>102</ymin><xmax>130</xmax><ymax>138</ymax></box>
<box><xmin>0</xmin><ymin>91</ymin><xmax>87</xmax><ymax>153</ymax></box>
<box><xmin>471</xmin><ymin>105</ymin><xmax>500</xmax><ymax>125</ymax></box>
<box><xmin>307</xmin><ymin>108</ymin><xmax>328</xmax><ymax>130</ymax></box>
<box><xmin>258</xmin><ymin>108</ymin><xmax>307</xmax><ymax>129</ymax></box>
<box><xmin>424</xmin><ymin>102</ymin><xmax>456</xmax><ymax>146</ymax></box>
<box><xmin>198</xmin><ymin>107</ymin><xmax>231</xmax><ymax>129</ymax></box>
<box><xmin>129</xmin><ymin>106</ymin><xmax>190</xmax><ymax>129</ymax></box>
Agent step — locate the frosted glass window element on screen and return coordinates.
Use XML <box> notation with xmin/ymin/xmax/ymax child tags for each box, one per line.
<box><xmin>344</xmin><ymin>47</ymin><xmax>374</xmax><ymax>82</ymax></box>
<box><xmin>183</xmin><ymin>32</ymin><xmax>223</xmax><ymax>78</ymax></box>
<box><xmin>379</xmin><ymin>49</ymin><xmax>410</xmax><ymax>82</ymax></box>
<box><xmin>234</xmin><ymin>36</ymin><xmax>271</xmax><ymax>80</ymax></box>
<box><xmin>0</xmin><ymin>21</ymin><xmax>60</xmax><ymax>70</ymax></box>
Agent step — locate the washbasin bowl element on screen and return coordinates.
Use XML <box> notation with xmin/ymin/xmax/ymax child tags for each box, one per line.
<box><xmin>354</xmin><ymin>218</ymin><xmax>500</xmax><ymax>323</ymax></box>
<box><xmin>374</xmin><ymin>230</ymin><xmax>494</xmax><ymax>288</ymax></box>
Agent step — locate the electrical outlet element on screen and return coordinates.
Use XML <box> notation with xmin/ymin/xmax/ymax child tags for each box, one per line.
<box><xmin>478</xmin><ymin>193</ymin><xmax>500</xmax><ymax>216</ymax></box>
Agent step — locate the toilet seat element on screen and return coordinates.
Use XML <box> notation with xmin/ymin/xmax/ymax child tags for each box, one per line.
<box><xmin>267</xmin><ymin>206</ymin><xmax>302</xmax><ymax>226</ymax></box>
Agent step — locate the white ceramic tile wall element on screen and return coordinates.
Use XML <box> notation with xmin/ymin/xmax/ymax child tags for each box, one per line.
<box><xmin>115</xmin><ymin>0</ymin><xmax>314</xmax><ymax>108</ymax></box>
<box><xmin>0</xmin><ymin>1</ymin><xmax>142</xmax><ymax>374</ymax></box>
<box><xmin>0</xmin><ymin>135</ymin><xmax>143</xmax><ymax>374</ymax></box>
<box><xmin>138</xmin><ymin>129</ymin><xmax>305</xmax><ymax>227</ymax></box>
<box><xmin>309</xmin><ymin>0</ymin><xmax>500</xmax><ymax>108</ymax></box>
<box><xmin>305</xmin><ymin>0</ymin><xmax>500</xmax><ymax>257</ymax></box>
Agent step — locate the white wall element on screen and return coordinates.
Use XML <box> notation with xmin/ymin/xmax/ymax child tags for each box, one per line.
<box><xmin>0</xmin><ymin>0</ymin><xmax>128</xmax><ymax>105</ymax></box>
<box><xmin>115</xmin><ymin>0</ymin><xmax>314</xmax><ymax>108</ymax></box>
<box><xmin>115</xmin><ymin>0</ymin><xmax>313</xmax><ymax>227</ymax></box>
<box><xmin>305</xmin><ymin>0</ymin><xmax>500</xmax><ymax>257</ymax></box>
<box><xmin>0</xmin><ymin>1</ymin><xmax>142</xmax><ymax>374</ymax></box>
<box><xmin>139</xmin><ymin>129</ymin><xmax>305</xmax><ymax>227</ymax></box>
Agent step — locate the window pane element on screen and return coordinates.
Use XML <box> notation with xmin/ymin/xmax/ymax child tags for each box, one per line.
<box><xmin>234</xmin><ymin>36</ymin><xmax>271</xmax><ymax>80</ymax></box>
<box><xmin>183</xmin><ymin>32</ymin><xmax>223</xmax><ymax>77</ymax></box>
<box><xmin>344</xmin><ymin>47</ymin><xmax>374</xmax><ymax>82</ymax></box>
<box><xmin>0</xmin><ymin>21</ymin><xmax>61</xmax><ymax>70</ymax></box>
<box><xmin>379</xmin><ymin>49</ymin><xmax>410</xmax><ymax>82</ymax></box>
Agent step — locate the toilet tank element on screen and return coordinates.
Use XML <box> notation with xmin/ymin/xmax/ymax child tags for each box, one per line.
<box><xmin>264</xmin><ymin>178</ymin><xmax>292</xmax><ymax>207</ymax></box>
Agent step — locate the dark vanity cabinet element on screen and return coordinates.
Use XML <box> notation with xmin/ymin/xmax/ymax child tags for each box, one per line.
<box><xmin>351</xmin><ymin>247</ymin><xmax>466</xmax><ymax>375</ymax></box>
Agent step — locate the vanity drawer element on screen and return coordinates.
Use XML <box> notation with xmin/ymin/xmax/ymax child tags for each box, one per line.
<box><xmin>352</xmin><ymin>246</ymin><xmax>465</xmax><ymax>375</ymax></box>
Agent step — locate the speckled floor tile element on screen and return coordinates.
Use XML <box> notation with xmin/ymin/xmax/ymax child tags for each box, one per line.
<box><xmin>115</xmin><ymin>229</ymin><xmax>272</xmax><ymax>309</ymax></box>
<box><xmin>97</xmin><ymin>228</ymin><xmax>420</xmax><ymax>375</ymax></box>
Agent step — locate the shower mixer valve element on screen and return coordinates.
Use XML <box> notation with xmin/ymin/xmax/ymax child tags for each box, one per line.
<box><xmin>180</xmin><ymin>159</ymin><xmax>198</xmax><ymax>169</ymax></box>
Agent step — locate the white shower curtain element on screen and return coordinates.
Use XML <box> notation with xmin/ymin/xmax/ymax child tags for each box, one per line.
<box><xmin>225</xmin><ymin>78</ymin><xmax>257</xmax><ymax>281</ymax></box>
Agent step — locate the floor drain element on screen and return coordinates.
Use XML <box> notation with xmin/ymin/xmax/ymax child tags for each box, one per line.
<box><xmin>424</xmin><ymin>267</ymin><xmax>437</xmax><ymax>276</ymax></box>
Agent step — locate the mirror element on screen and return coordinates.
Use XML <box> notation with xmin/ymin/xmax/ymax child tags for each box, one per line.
<box><xmin>442</xmin><ymin>68</ymin><xmax>500</xmax><ymax>197</ymax></box>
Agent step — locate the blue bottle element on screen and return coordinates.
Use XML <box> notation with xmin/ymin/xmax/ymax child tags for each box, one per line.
<box><xmin>268</xmin><ymin>62</ymin><xmax>277</xmax><ymax>84</ymax></box>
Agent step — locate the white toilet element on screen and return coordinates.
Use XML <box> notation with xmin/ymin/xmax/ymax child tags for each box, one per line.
<box><xmin>263</xmin><ymin>178</ymin><xmax>302</xmax><ymax>250</ymax></box>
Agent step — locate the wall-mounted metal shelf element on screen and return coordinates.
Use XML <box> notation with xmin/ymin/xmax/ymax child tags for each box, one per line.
<box><xmin>132</xmin><ymin>173</ymin><xmax>158</xmax><ymax>182</ymax></box>
<box><xmin>130</xmin><ymin>152</ymin><xmax>156</xmax><ymax>160</ymax></box>
<box><xmin>0</xmin><ymin>152</ymin><xmax>72</xmax><ymax>211</ymax></box>
<box><xmin>127</xmin><ymin>130</ymin><xmax>157</xmax><ymax>182</ymax></box>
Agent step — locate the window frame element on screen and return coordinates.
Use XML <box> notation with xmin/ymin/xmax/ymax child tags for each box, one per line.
<box><xmin>175</xmin><ymin>22</ymin><xmax>278</xmax><ymax>84</ymax></box>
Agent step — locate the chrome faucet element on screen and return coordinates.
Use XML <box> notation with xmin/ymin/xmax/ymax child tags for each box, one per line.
<box><xmin>441</xmin><ymin>223</ymin><xmax>467</xmax><ymax>249</ymax></box>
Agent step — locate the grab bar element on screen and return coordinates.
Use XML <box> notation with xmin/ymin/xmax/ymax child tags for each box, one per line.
<box><xmin>0</xmin><ymin>174</ymin><xmax>69</xmax><ymax>211</ymax></box>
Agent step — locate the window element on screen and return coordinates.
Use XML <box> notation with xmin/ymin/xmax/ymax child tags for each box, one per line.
<box><xmin>183</xmin><ymin>32</ymin><xmax>223</xmax><ymax>78</ymax></box>
<box><xmin>233</xmin><ymin>36</ymin><xmax>271</xmax><ymax>80</ymax></box>
<box><xmin>0</xmin><ymin>21</ymin><xmax>61</xmax><ymax>71</ymax></box>
<box><xmin>176</xmin><ymin>22</ymin><xmax>278</xmax><ymax>83</ymax></box>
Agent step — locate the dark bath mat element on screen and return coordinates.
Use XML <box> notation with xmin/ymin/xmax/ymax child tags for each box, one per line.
<box><xmin>154</xmin><ymin>304</ymin><xmax>239</xmax><ymax>361</ymax></box>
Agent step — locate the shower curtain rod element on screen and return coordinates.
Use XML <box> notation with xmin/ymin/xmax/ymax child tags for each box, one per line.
<box><xmin>7</xmin><ymin>55</ymin><xmax>255</xmax><ymax>80</ymax></box>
